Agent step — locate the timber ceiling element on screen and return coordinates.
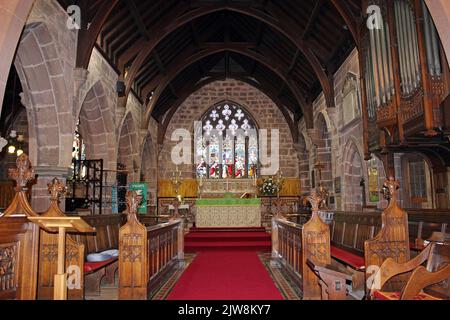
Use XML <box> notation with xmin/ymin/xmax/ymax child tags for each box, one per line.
<box><xmin>57</xmin><ymin>0</ymin><xmax>361</xmax><ymax>126</ymax></box>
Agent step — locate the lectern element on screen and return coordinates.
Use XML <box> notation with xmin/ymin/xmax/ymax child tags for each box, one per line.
<box><xmin>28</xmin><ymin>216</ymin><xmax>95</xmax><ymax>300</ymax></box>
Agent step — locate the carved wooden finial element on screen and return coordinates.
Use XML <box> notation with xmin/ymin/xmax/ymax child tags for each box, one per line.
<box><xmin>126</xmin><ymin>190</ymin><xmax>143</xmax><ymax>218</ymax></box>
<box><xmin>383</xmin><ymin>176</ymin><xmax>400</xmax><ymax>200</ymax></box>
<box><xmin>308</xmin><ymin>189</ymin><xmax>324</xmax><ymax>214</ymax></box>
<box><xmin>8</xmin><ymin>153</ymin><xmax>35</xmax><ymax>191</ymax></box>
<box><xmin>47</xmin><ymin>177</ymin><xmax>66</xmax><ymax>202</ymax></box>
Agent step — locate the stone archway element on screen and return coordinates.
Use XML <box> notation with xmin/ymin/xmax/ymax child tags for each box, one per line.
<box><xmin>343</xmin><ymin>140</ymin><xmax>364</xmax><ymax>211</ymax></box>
<box><xmin>78</xmin><ymin>81</ymin><xmax>115</xmax><ymax>170</ymax></box>
<box><xmin>297</xmin><ymin>133</ymin><xmax>310</xmax><ymax>196</ymax></box>
<box><xmin>118</xmin><ymin>112</ymin><xmax>139</xmax><ymax>182</ymax></box>
<box><xmin>140</xmin><ymin>134</ymin><xmax>158</xmax><ymax>205</ymax></box>
<box><xmin>314</xmin><ymin>113</ymin><xmax>333</xmax><ymax>193</ymax></box>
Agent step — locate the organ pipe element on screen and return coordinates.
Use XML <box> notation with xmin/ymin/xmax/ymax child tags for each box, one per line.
<box><xmin>421</xmin><ymin>0</ymin><xmax>442</xmax><ymax>76</ymax></box>
<box><xmin>394</xmin><ymin>0</ymin><xmax>421</xmax><ymax>95</ymax></box>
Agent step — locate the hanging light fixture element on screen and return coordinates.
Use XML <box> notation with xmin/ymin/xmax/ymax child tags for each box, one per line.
<box><xmin>16</xmin><ymin>134</ymin><xmax>24</xmax><ymax>156</ymax></box>
<box><xmin>7</xmin><ymin>130</ymin><xmax>17</xmax><ymax>154</ymax></box>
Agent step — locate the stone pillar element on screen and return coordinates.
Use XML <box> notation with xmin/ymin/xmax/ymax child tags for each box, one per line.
<box><xmin>32</xmin><ymin>166</ymin><xmax>70</xmax><ymax>213</ymax></box>
<box><xmin>73</xmin><ymin>68</ymin><xmax>89</xmax><ymax>117</ymax></box>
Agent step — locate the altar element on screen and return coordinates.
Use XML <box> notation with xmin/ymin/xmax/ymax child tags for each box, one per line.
<box><xmin>195</xmin><ymin>196</ymin><xmax>261</xmax><ymax>227</ymax></box>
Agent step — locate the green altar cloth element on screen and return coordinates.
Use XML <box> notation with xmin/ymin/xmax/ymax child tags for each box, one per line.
<box><xmin>195</xmin><ymin>198</ymin><xmax>261</xmax><ymax>206</ymax></box>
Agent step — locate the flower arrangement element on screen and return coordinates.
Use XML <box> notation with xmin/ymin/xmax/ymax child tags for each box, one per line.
<box><xmin>259</xmin><ymin>177</ymin><xmax>281</xmax><ymax>196</ymax></box>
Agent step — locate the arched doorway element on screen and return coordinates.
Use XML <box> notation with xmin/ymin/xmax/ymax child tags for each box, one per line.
<box><xmin>343</xmin><ymin>141</ymin><xmax>364</xmax><ymax>211</ymax></box>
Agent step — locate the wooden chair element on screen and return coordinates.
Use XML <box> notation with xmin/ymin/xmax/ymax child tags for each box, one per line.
<box><xmin>370</xmin><ymin>242</ymin><xmax>450</xmax><ymax>300</ymax></box>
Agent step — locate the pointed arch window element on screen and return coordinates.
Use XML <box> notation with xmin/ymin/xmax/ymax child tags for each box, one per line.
<box><xmin>195</xmin><ymin>102</ymin><xmax>259</xmax><ymax>179</ymax></box>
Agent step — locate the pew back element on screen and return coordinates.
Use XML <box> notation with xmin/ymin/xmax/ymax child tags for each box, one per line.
<box><xmin>118</xmin><ymin>216</ymin><xmax>183</xmax><ymax>300</ymax></box>
<box><xmin>0</xmin><ymin>216</ymin><xmax>39</xmax><ymax>299</ymax></box>
<box><xmin>72</xmin><ymin>214</ymin><xmax>125</xmax><ymax>256</ymax></box>
<box><xmin>272</xmin><ymin>212</ymin><xmax>331</xmax><ymax>300</ymax></box>
<box><xmin>0</xmin><ymin>154</ymin><xmax>39</xmax><ymax>300</ymax></box>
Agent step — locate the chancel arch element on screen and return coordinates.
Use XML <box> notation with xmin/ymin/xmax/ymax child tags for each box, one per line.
<box><xmin>159</xmin><ymin>79</ymin><xmax>299</xmax><ymax>180</ymax></box>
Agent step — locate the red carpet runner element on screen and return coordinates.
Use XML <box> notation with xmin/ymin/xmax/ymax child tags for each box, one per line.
<box><xmin>167</xmin><ymin>228</ymin><xmax>283</xmax><ymax>300</ymax></box>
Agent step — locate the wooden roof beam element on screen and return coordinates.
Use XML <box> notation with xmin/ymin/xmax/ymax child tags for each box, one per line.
<box><xmin>302</xmin><ymin>0</ymin><xmax>323</xmax><ymax>40</ymax></box>
<box><xmin>143</xmin><ymin>47</ymin><xmax>313</xmax><ymax>130</ymax></box>
<box><xmin>76</xmin><ymin>0</ymin><xmax>119</xmax><ymax>68</ymax></box>
<box><xmin>122</xmin><ymin>2</ymin><xmax>336</xmax><ymax>113</ymax></box>
<box><xmin>126</xmin><ymin>0</ymin><xmax>151</xmax><ymax>40</ymax></box>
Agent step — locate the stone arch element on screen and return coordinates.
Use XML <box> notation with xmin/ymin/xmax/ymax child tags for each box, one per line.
<box><xmin>367</xmin><ymin>154</ymin><xmax>388</xmax><ymax>209</ymax></box>
<box><xmin>13</xmin><ymin>21</ymin><xmax>73</xmax><ymax>167</ymax></box>
<box><xmin>117</xmin><ymin>111</ymin><xmax>139</xmax><ymax>182</ymax></box>
<box><xmin>159</xmin><ymin>79</ymin><xmax>299</xmax><ymax>179</ymax></box>
<box><xmin>343</xmin><ymin>139</ymin><xmax>365</xmax><ymax>211</ymax></box>
<box><xmin>297</xmin><ymin>133</ymin><xmax>310</xmax><ymax>196</ymax></box>
<box><xmin>313</xmin><ymin>112</ymin><xmax>333</xmax><ymax>193</ymax></box>
<box><xmin>140</xmin><ymin>134</ymin><xmax>158</xmax><ymax>205</ymax></box>
<box><xmin>78</xmin><ymin>81</ymin><xmax>115</xmax><ymax>170</ymax></box>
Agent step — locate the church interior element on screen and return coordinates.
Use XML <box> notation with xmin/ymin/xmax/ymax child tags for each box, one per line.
<box><xmin>0</xmin><ymin>0</ymin><xmax>450</xmax><ymax>302</ymax></box>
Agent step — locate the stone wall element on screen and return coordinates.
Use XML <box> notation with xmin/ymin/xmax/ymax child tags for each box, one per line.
<box><xmin>299</xmin><ymin>49</ymin><xmax>387</xmax><ymax>210</ymax></box>
<box><xmin>159</xmin><ymin>79</ymin><xmax>299</xmax><ymax>180</ymax></box>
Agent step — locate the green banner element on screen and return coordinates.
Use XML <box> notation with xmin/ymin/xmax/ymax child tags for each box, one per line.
<box><xmin>129</xmin><ymin>182</ymin><xmax>148</xmax><ymax>214</ymax></box>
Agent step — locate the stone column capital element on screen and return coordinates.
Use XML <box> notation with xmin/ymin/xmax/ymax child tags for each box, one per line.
<box><xmin>73</xmin><ymin>68</ymin><xmax>89</xmax><ymax>81</ymax></box>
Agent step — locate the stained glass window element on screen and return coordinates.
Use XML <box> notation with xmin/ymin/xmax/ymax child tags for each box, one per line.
<box><xmin>196</xmin><ymin>102</ymin><xmax>258</xmax><ymax>179</ymax></box>
<box><xmin>71</xmin><ymin>119</ymin><xmax>86</xmax><ymax>178</ymax></box>
<box><xmin>72</xmin><ymin>119</ymin><xmax>85</xmax><ymax>161</ymax></box>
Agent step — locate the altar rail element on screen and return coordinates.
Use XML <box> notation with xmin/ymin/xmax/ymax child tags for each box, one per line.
<box><xmin>272</xmin><ymin>211</ymin><xmax>330</xmax><ymax>299</ymax></box>
<box><xmin>118</xmin><ymin>212</ymin><xmax>184</xmax><ymax>300</ymax></box>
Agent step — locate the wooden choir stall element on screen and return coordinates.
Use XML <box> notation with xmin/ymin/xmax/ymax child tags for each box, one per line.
<box><xmin>0</xmin><ymin>154</ymin><xmax>39</xmax><ymax>300</ymax></box>
<box><xmin>271</xmin><ymin>189</ymin><xmax>331</xmax><ymax>300</ymax></box>
<box><xmin>118</xmin><ymin>191</ymin><xmax>184</xmax><ymax>300</ymax></box>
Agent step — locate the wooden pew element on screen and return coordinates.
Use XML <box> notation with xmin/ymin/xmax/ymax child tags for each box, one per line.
<box><xmin>72</xmin><ymin>214</ymin><xmax>125</xmax><ymax>296</ymax></box>
<box><xmin>308</xmin><ymin>178</ymin><xmax>413</xmax><ymax>299</ymax></box>
<box><xmin>364</xmin><ymin>178</ymin><xmax>411</xmax><ymax>293</ymax></box>
<box><xmin>271</xmin><ymin>189</ymin><xmax>331</xmax><ymax>300</ymax></box>
<box><xmin>370</xmin><ymin>242</ymin><xmax>450</xmax><ymax>300</ymax></box>
<box><xmin>0</xmin><ymin>154</ymin><xmax>39</xmax><ymax>300</ymax></box>
<box><xmin>119</xmin><ymin>191</ymin><xmax>184</xmax><ymax>300</ymax></box>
